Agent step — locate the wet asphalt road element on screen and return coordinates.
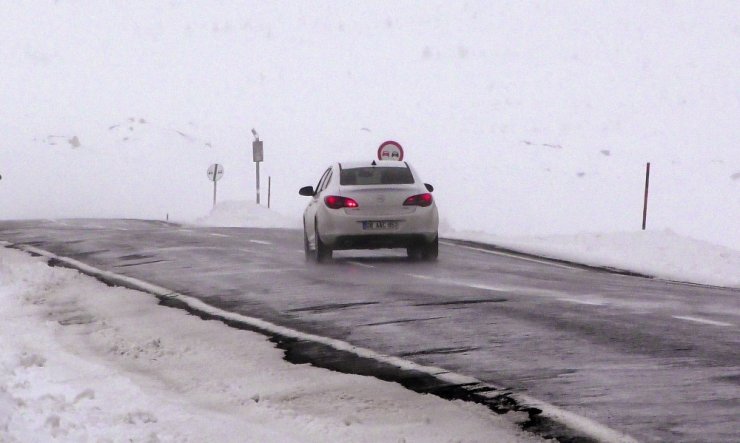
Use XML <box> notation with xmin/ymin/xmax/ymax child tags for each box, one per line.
<box><xmin>1</xmin><ymin>219</ymin><xmax>738</xmax><ymax>442</ymax></box>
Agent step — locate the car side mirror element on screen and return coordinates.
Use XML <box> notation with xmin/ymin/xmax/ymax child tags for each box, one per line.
<box><xmin>299</xmin><ymin>186</ymin><xmax>315</xmax><ymax>196</ymax></box>
<box><xmin>424</xmin><ymin>183</ymin><xmax>434</xmax><ymax>192</ymax></box>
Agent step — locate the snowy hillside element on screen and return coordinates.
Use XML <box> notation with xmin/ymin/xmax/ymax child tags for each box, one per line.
<box><xmin>0</xmin><ymin>1</ymin><xmax>738</xmax><ymax>249</ymax></box>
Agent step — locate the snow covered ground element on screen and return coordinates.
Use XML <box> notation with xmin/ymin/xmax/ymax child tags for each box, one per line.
<box><xmin>196</xmin><ymin>200</ymin><xmax>300</xmax><ymax>229</ymax></box>
<box><xmin>0</xmin><ymin>246</ymin><xmax>542</xmax><ymax>442</ymax></box>
<box><xmin>199</xmin><ymin>200</ymin><xmax>740</xmax><ymax>289</ymax></box>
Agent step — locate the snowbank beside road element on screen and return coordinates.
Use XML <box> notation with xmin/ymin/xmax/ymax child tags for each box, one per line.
<box><xmin>195</xmin><ymin>200</ymin><xmax>300</xmax><ymax>229</ymax></box>
<box><xmin>0</xmin><ymin>246</ymin><xmax>540</xmax><ymax>443</ymax></box>
<box><xmin>445</xmin><ymin>229</ymin><xmax>740</xmax><ymax>288</ymax></box>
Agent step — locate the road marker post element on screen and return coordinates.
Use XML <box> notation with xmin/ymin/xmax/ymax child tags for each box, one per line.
<box><xmin>642</xmin><ymin>162</ymin><xmax>650</xmax><ymax>230</ymax></box>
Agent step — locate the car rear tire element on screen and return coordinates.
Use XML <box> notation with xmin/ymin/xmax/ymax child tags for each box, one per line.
<box><xmin>409</xmin><ymin>235</ymin><xmax>438</xmax><ymax>261</ymax></box>
<box><xmin>421</xmin><ymin>235</ymin><xmax>439</xmax><ymax>261</ymax></box>
<box><xmin>303</xmin><ymin>225</ymin><xmax>312</xmax><ymax>262</ymax></box>
<box><xmin>314</xmin><ymin>223</ymin><xmax>332</xmax><ymax>263</ymax></box>
<box><xmin>406</xmin><ymin>245</ymin><xmax>422</xmax><ymax>261</ymax></box>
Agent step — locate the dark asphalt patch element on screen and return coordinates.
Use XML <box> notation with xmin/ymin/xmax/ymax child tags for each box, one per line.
<box><xmin>287</xmin><ymin>301</ymin><xmax>380</xmax><ymax>313</ymax></box>
<box><xmin>713</xmin><ymin>373</ymin><xmax>740</xmax><ymax>385</ymax></box>
<box><xmin>413</xmin><ymin>298</ymin><xmax>508</xmax><ymax>306</ymax></box>
<box><xmin>359</xmin><ymin>316</ymin><xmax>447</xmax><ymax>327</ymax></box>
<box><xmin>400</xmin><ymin>346</ymin><xmax>480</xmax><ymax>357</ymax></box>
<box><xmin>114</xmin><ymin>259</ymin><xmax>168</xmax><ymax>268</ymax></box>
<box><xmin>119</xmin><ymin>254</ymin><xmax>154</xmax><ymax>260</ymax></box>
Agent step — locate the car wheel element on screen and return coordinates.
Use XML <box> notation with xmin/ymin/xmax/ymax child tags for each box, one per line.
<box><xmin>406</xmin><ymin>244</ymin><xmax>422</xmax><ymax>261</ymax></box>
<box><xmin>314</xmin><ymin>222</ymin><xmax>332</xmax><ymax>263</ymax></box>
<box><xmin>421</xmin><ymin>235</ymin><xmax>439</xmax><ymax>261</ymax></box>
<box><xmin>303</xmin><ymin>225</ymin><xmax>312</xmax><ymax>262</ymax></box>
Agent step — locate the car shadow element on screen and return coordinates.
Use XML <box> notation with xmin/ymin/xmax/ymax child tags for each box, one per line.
<box><xmin>328</xmin><ymin>252</ymin><xmax>437</xmax><ymax>265</ymax></box>
<box><xmin>333</xmin><ymin>256</ymin><xmax>410</xmax><ymax>264</ymax></box>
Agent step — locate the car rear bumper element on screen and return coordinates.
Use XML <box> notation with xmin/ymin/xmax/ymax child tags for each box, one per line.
<box><xmin>318</xmin><ymin>206</ymin><xmax>438</xmax><ymax>249</ymax></box>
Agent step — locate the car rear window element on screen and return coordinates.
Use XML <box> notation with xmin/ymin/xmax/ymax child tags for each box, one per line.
<box><xmin>340</xmin><ymin>167</ymin><xmax>414</xmax><ymax>186</ymax></box>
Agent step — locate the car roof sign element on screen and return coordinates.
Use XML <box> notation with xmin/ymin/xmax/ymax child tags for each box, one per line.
<box><xmin>377</xmin><ymin>140</ymin><xmax>404</xmax><ymax>161</ymax></box>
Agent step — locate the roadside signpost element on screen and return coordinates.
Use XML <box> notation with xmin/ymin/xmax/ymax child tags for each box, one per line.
<box><xmin>377</xmin><ymin>140</ymin><xmax>404</xmax><ymax>161</ymax></box>
<box><xmin>252</xmin><ymin>129</ymin><xmax>263</xmax><ymax>204</ymax></box>
<box><xmin>207</xmin><ymin>163</ymin><xmax>224</xmax><ymax>209</ymax></box>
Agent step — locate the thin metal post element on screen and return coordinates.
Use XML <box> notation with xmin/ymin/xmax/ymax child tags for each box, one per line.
<box><xmin>268</xmin><ymin>176</ymin><xmax>271</xmax><ymax>208</ymax></box>
<box><xmin>213</xmin><ymin>178</ymin><xmax>217</xmax><ymax>209</ymax></box>
<box><xmin>256</xmin><ymin>162</ymin><xmax>260</xmax><ymax>204</ymax></box>
<box><xmin>642</xmin><ymin>162</ymin><xmax>650</xmax><ymax>230</ymax></box>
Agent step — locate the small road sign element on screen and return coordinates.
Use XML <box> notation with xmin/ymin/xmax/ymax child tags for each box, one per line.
<box><xmin>207</xmin><ymin>163</ymin><xmax>224</xmax><ymax>182</ymax></box>
<box><xmin>251</xmin><ymin>131</ymin><xmax>264</xmax><ymax>204</ymax></box>
<box><xmin>207</xmin><ymin>163</ymin><xmax>224</xmax><ymax>209</ymax></box>
<box><xmin>253</xmin><ymin>140</ymin><xmax>264</xmax><ymax>163</ymax></box>
<box><xmin>378</xmin><ymin>140</ymin><xmax>404</xmax><ymax>161</ymax></box>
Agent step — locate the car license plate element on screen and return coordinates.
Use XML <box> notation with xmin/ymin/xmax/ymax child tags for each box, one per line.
<box><xmin>362</xmin><ymin>220</ymin><xmax>398</xmax><ymax>230</ymax></box>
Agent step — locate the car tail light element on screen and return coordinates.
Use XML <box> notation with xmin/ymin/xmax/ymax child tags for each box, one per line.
<box><xmin>324</xmin><ymin>195</ymin><xmax>359</xmax><ymax>209</ymax></box>
<box><xmin>403</xmin><ymin>193</ymin><xmax>433</xmax><ymax>207</ymax></box>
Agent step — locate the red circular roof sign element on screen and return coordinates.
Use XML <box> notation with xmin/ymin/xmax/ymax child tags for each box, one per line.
<box><xmin>377</xmin><ymin>140</ymin><xmax>404</xmax><ymax>161</ymax></box>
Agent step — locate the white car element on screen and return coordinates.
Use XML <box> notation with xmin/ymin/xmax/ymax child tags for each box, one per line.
<box><xmin>299</xmin><ymin>160</ymin><xmax>439</xmax><ymax>262</ymax></box>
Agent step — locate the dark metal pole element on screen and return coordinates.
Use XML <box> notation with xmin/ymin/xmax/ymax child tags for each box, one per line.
<box><xmin>251</xmin><ymin>130</ymin><xmax>263</xmax><ymax>205</ymax></box>
<box><xmin>642</xmin><ymin>162</ymin><xmax>650</xmax><ymax>230</ymax></box>
<box><xmin>213</xmin><ymin>163</ymin><xmax>218</xmax><ymax>209</ymax></box>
